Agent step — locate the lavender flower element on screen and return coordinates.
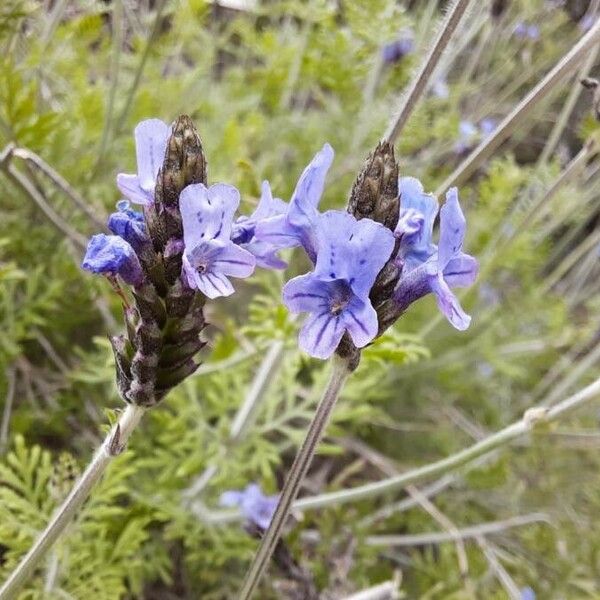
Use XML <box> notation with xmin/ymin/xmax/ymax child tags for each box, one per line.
<box><xmin>579</xmin><ymin>15</ymin><xmax>595</xmax><ymax>32</ymax></box>
<box><xmin>82</xmin><ymin>234</ymin><xmax>144</xmax><ymax>287</ymax></box>
<box><xmin>232</xmin><ymin>180</ymin><xmax>288</xmax><ymax>269</ymax></box>
<box><xmin>431</xmin><ymin>78</ymin><xmax>449</xmax><ymax>99</ymax></box>
<box><xmin>180</xmin><ymin>183</ymin><xmax>255</xmax><ymax>298</ymax></box>
<box><xmin>255</xmin><ymin>143</ymin><xmax>334</xmax><ymax>263</ymax></box>
<box><xmin>283</xmin><ymin>211</ymin><xmax>395</xmax><ymax>359</ymax></box>
<box><xmin>479</xmin><ymin>117</ymin><xmax>497</xmax><ymax>137</ymax></box>
<box><xmin>394</xmin><ymin>181</ymin><xmax>478</xmax><ymax>331</ymax></box>
<box><xmin>116</xmin><ymin>119</ymin><xmax>170</xmax><ymax>206</ymax></box>
<box><xmin>520</xmin><ymin>587</ymin><xmax>536</xmax><ymax>600</ymax></box>
<box><xmin>382</xmin><ymin>30</ymin><xmax>415</xmax><ymax>64</ymax></box>
<box><xmin>455</xmin><ymin>120</ymin><xmax>478</xmax><ymax>154</ymax></box>
<box><xmin>220</xmin><ymin>484</ymin><xmax>279</xmax><ymax>530</ymax></box>
<box><xmin>107</xmin><ymin>200</ymin><xmax>149</xmax><ymax>250</ymax></box>
<box><xmin>513</xmin><ymin>22</ymin><xmax>540</xmax><ymax>40</ymax></box>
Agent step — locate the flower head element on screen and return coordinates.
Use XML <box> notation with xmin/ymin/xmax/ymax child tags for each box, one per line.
<box><xmin>117</xmin><ymin>119</ymin><xmax>170</xmax><ymax>206</ymax></box>
<box><xmin>82</xmin><ymin>234</ymin><xmax>144</xmax><ymax>287</ymax></box>
<box><xmin>382</xmin><ymin>31</ymin><xmax>415</xmax><ymax>63</ymax></box>
<box><xmin>514</xmin><ymin>22</ymin><xmax>540</xmax><ymax>40</ymax></box>
<box><xmin>232</xmin><ymin>181</ymin><xmax>288</xmax><ymax>269</ymax></box>
<box><xmin>220</xmin><ymin>484</ymin><xmax>279</xmax><ymax>530</ymax></box>
<box><xmin>394</xmin><ymin>185</ymin><xmax>478</xmax><ymax>330</ymax></box>
<box><xmin>180</xmin><ymin>183</ymin><xmax>255</xmax><ymax>298</ymax></box>
<box><xmin>107</xmin><ymin>200</ymin><xmax>149</xmax><ymax>250</ymax></box>
<box><xmin>255</xmin><ymin>144</ymin><xmax>334</xmax><ymax>263</ymax></box>
<box><xmin>283</xmin><ymin>211</ymin><xmax>395</xmax><ymax>359</ymax></box>
<box><xmin>520</xmin><ymin>587</ymin><xmax>536</xmax><ymax>600</ymax></box>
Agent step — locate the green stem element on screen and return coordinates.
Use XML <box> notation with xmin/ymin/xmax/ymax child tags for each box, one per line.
<box><xmin>0</xmin><ymin>404</ymin><xmax>146</xmax><ymax>600</ymax></box>
<box><xmin>237</xmin><ymin>356</ymin><xmax>351</xmax><ymax>599</ymax></box>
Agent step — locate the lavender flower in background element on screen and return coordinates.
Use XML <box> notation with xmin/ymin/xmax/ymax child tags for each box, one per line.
<box><xmin>513</xmin><ymin>22</ymin><xmax>540</xmax><ymax>40</ymax></box>
<box><xmin>520</xmin><ymin>587</ymin><xmax>536</xmax><ymax>600</ymax></box>
<box><xmin>180</xmin><ymin>183</ymin><xmax>255</xmax><ymax>298</ymax></box>
<box><xmin>283</xmin><ymin>211</ymin><xmax>394</xmax><ymax>359</ymax></box>
<box><xmin>82</xmin><ymin>234</ymin><xmax>144</xmax><ymax>287</ymax></box>
<box><xmin>431</xmin><ymin>78</ymin><xmax>449</xmax><ymax>99</ymax></box>
<box><xmin>454</xmin><ymin>120</ymin><xmax>478</xmax><ymax>154</ymax></box>
<box><xmin>394</xmin><ymin>180</ymin><xmax>478</xmax><ymax>330</ymax></box>
<box><xmin>220</xmin><ymin>484</ymin><xmax>279</xmax><ymax>530</ymax></box>
<box><xmin>116</xmin><ymin>119</ymin><xmax>170</xmax><ymax>205</ymax></box>
<box><xmin>232</xmin><ymin>180</ymin><xmax>288</xmax><ymax>269</ymax></box>
<box><xmin>382</xmin><ymin>29</ymin><xmax>415</xmax><ymax>64</ymax></box>
<box><xmin>107</xmin><ymin>200</ymin><xmax>150</xmax><ymax>250</ymax></box>
<box><xmin>479</xmin><ymin>117</ymin><xmax>497</xmax><ymax>137</ymax></box>
<box><xmin>579</xmin><ymin>14</ymin><xmax>595</xmax><ymax>32</ymax></box>
<box><xmin>255</xmin><ymin>143</ymin><xmax>334</xmax><ymax>263</ymax></box>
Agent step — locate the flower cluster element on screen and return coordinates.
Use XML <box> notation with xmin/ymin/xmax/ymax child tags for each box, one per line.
<box><xmin>83</xmin><ymin>115</ymin><xmax>479</xmax><ymax>391</ymax></box>
<box><xmin>455</xmin><ymin>118</ymin><xmax>497</xmax><ymax>154</ymax></box>
<box><xmin>82</xmin><ymin>116</ymin><xmax>264</xmax><ymax>405</ymax></box>
<box><xmin>249</xmin><ymin>142</ymin><xmax>478</xmax><ymax>363</ymax></box>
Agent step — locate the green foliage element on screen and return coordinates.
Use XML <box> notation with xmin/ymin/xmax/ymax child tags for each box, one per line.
<box><xmin>1</xmin><ymin>0</ymin><xmax>600</xmax><ymax>598</ymax></box>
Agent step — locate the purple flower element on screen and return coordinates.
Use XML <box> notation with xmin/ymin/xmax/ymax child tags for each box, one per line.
<box><xmin>82</xmin><ymin>234</ymin><xmax>144</xmax><ymax>286</ymax></box>
<box><xmin>255</xmin><ymin>144</ymin><xmax>334</xmax><ymax>263</ymax></box>
<box><xmin>479</xmin><ymin>117</ymin><xmax>497</xmax><ymax>137</ymax></box>
<box><xmin>382</xmin><ymin>32</ymin><xmax>415</xmax><ymax>63</ymax></box>
<box><xmin>455</xmin><ymin>120</ymin><xmax>478</xmax><ymax>154</ymax></box>
<box><xmin>514</xmin><ymin>22</ymin><xmax>539</xmax><ymax>40</ymax></box>
<box><xmin>220</xmin><ymin>484</ymin><xmax>279</xmax><ymax>530</ymax></box>
<box><xmin>232</xmin><ymin>181</ymin><xmax>288</xmax><ymax>270</ymax></box>
<box><xmin>394</xmin><ymin>183</ymin><xmax>478</xmax><ymax>331</ymax></box>
<box><xmin>116</xmin><ymin>119</ymin><xmax>170</xmax><ymax>206</ymax></box>
<box><xmin>180</xmin><ymin>183</ymin><xmax>255</xmax><ymax>299</ymax></box>
<box><xmin>431</xmin><ymin>78</ymin><xmax>449</xmax><ymax>99</ymax></box>
<box><xmin>107</xmin><ymin>200</ymin><xmax>149</xmax><ymax>250</ymax></box>
<box><xmin>520</xmin><ymin>587</ymin><xmax>536</xmax><ymax>600</ymax></box>
<box><xmin>579</xmin><ymin>15</ymin><xmax>595</xmax><ymax>32</ymax></box>
<box><xmin>283</xmin><ymin>211</ymin><xmax>395</xmax><ymax>359</ymax></box>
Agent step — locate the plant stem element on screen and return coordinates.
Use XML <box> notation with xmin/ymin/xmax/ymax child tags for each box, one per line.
<box><xmin>341</xmin><ymin>574</ymin><xmax>401</xmax><ymax>600</ymax></box>
<box><xmin>238</xmin><ymin>356</ymin><xmax>351</xmax><ymax>600</ymax></box>
<box><xmin>201</xmin><ymin>376</ymin><xmax>600</xmax><ymax>524</ymax></box>
<box><xmin>365</xmin><ymin>512</ymin><xmax>550</xmax><ymax>547</ymax></box>
<box><xmin>0</xmin><ymin>404</ymin><xmax>145</xmax><ymax>600</ymax></box>
<box><xmin>384</xmin><ymin>0</ymin><xmax>474</xmax><ymax>144</ymax></box>
<box><xmin>436</xmin><ymin>18</ymin><xmax>600</xmax><ymax>194</ymax></box>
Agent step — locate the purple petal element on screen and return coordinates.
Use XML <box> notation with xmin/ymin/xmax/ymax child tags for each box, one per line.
<box><xmin>81</xmin><ymin>234</ymin><xmax>143</xmax><ymax>287</ymax></box>
<box><xmin>341</xmin><ymin>295</ymin><xmax>378</xmax><ymax>348</ymax></box>
<box><xmin>134</xmin><ymin>119</ymin><xmax>170</xmax><ymax>192</ymax></box>
<box><xmin>107</xmin><ymin>201</ymin><xmax>149</xmax><ymax>249</ymax></box>
<box><xmin>314</xmin><ymin>211</ymin><xmax>395</xmax><ymax>298</ymax></box>
<box><xmin>116</xmin><ymin>174</ymin><xmax>152</xmax><ymax>206</ymax></box>
<box><xmin>430</xmin><ymin>272</ymin><xmax>471</xmax><ymax>330</ymax></box>
<box><xmin>219</xmin><ymin>491</ymin><xmax>245</xmax><ymax>507</ymax></box>
<box><xmin>212</xmin><ymin>243</ymin><xmax>256</xmax><ymax>278</ymax></box>
<box><xmin>397</xmin><ymin>177</ymin><xmax>438</xmax><ymax>266</ymax></box>
<box><xmin>252</xmin><ymin>180</ymin><xmax>288</xmax><ymax>221</ymax></box>
<box><xmin>243</xmin><ymin>240</ymin><xmax>288</xmax><ymax>270</ymax></box>
<box><xmin>287</xmin><ymin>143</ymin><xmax>334</xmax><ymax>230</ymax></box>
<box><xmin>444</xmin><ymin>253</ymin><xmax>478</xmax><ymax>288</ymax></box>
<box><xmin>298</xmin><ymin>311</ymin><xmax>345</xmax><ymax>359</ymax></box>
<box><xmin>182</xmin><ymin>252</ymin><xmax>235</xmax><ymax>298</ymax></box>
<box><xmin>438</xmin><ymin>187</ymin><xmax>466</xmax><ymax>270</ymax></box>
<box><xmin>283</xmin><ymin>273</ymin><xmax>331</xmax><ymax>313</ymax></box>
<box><xmin>181</xmin><ymin>183</ymin><xmax>241</xmax><ymax>250</ymax></box>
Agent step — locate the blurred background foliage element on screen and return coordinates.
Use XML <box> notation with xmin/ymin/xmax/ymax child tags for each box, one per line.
<box><xmin>1</xmin><ymin>0</ymin><xmax>600</xmax><ymax>598</ymax></box>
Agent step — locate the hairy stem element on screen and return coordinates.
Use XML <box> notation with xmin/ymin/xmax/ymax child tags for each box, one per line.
<box><xmin>238</xmin><ymin>356</ymin><xmax>351</xmax><ymax>599</ymax></box>
<box><xmin>384</xmin><ymin>0</ymin><xmax>474</xmax><ymax>144</ymax></box>
<box><xmin>436</xmin><ymin>18</ymin><xmax>600</xmax><ymax>194</ymax></box>
<box><xmin>0</xmin><ymin>404</ymin><xmax>145</xmax><ymax>600</ymax></box>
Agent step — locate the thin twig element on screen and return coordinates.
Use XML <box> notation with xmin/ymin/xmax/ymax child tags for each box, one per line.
<box><xmin>238</xmin><ymin>356</ymin><xmax>351</xmax><ymax>599</ymax></box>
<box><xmin>183</xmin><ymin>340</ymin><xmax>285</xmax><ymax>499</ymax></box>
<box><xmin>384</xmin><ymin>0</ymin><xmax>474</xmax><ymax>144</ymax></box>
<box><xmin>476</xmin><ymin>537</ymin><xmax>521</xmax><ymax>600</ymax></box>
<box><xmin>0</xmin><ymin>147</ymin><xmax>88</xmax><ymax>250</ymax></box>
<box><xmin>0</xmin><ymin>367</ymin><xmax>16</xmax><ymax>455</ymax></box>
<box><xmin>201</xmin><ymin>376</ymin><xmax>600</xmax><ymax>522</ymax></box>
<box><xmin>436</xmin><ymin>18</ymin><xmax>600</xmax><ymax>194</ymax></box>
<box><xmin>0</xmin><ymin>404</ymin><xmax>146</xmax><ymax>600</ymax></box>
<box><xmin>366</xmin><ymin>513</ymin><xmax>550</xmax><ymax>547</ymax></box>
<box><xmin>340</xmin><ymin>573</ymin><xmax>401</xmax><ymax>600</ymax></box>
<box><xmin>10</xmin><ymin>147</ymin><xmax>106</xmax><ymax>229</ymax></box>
